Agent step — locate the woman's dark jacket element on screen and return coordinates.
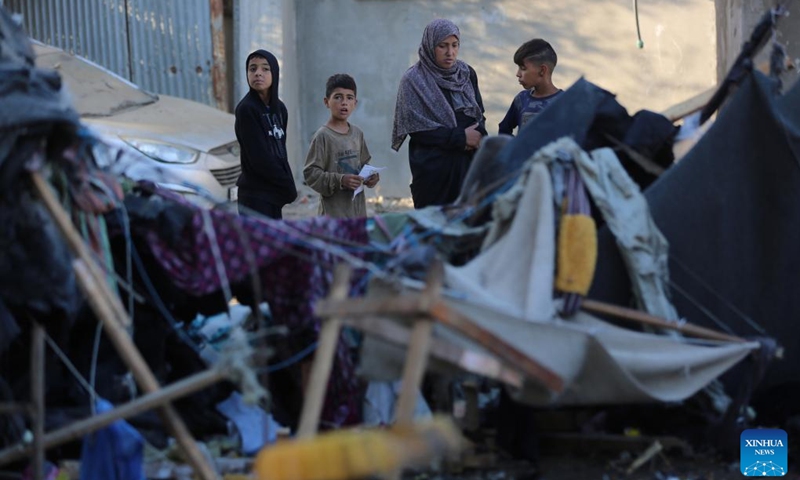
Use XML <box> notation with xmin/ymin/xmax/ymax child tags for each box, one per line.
<box><xmin>408</xmin><ymin>66</ymin><xmax>487</xmax><ymax>209</ymax></box>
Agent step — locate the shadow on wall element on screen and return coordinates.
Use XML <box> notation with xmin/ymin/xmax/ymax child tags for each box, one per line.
<box><xmin>431</xmin><ymin>0</ymin><xmax>712</xmax><ymax>119</ymax></box>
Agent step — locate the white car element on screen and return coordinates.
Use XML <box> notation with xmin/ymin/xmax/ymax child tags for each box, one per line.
<box><xmin>32</xmin><ymin>41</ymin><xmax>240</xmax><ymax>204</ymax></box>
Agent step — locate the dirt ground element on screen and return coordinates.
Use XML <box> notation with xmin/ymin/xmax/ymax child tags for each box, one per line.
<box><xmin>393</xmin><ymin>432</ymin><xmax>755</xmax><ymax>480</ymax></box>
<box><xmin>282</xmin><ymin>185</ymin><xmax>415</xmax><ymax>220</ymax></box>
<box><xmin>532</xmin><ymin>450</ymin><xmax>739</xmax><ymax>480</ymax></box>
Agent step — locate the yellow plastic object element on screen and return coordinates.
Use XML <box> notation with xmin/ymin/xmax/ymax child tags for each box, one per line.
<box><xmin>555</xmin><ymin>214</ymin><xmax>597</xmax><ymax>295</ymax></box>
<box><xmin>253</xmin><ymin>417</ymin><xmax>462</xmax><ymax>480</ymax></box>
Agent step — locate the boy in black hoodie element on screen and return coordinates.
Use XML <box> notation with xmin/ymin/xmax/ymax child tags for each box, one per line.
<box><xmin>235</xmin><ymin>49</ymin><xmax>297</xmax><ymax>219</ymax></box>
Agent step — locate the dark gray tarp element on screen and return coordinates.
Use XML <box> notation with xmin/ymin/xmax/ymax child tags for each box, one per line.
<box><xmin>459</xmin><ymin>78</ymin><xmax>676</xmax><ymax>208</ymax></box>
<box><xmin>0</xmin><ymin>6</ymin><xmax>82</xmax><ymax>349</ymax></box>
<box><xmin>590</xmin><ymin>70</ymin><xmax>800</xmax><ymax>395</ymax></box>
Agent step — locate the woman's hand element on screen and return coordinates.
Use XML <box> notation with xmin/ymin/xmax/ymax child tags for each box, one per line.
<box><xmin>465</xmin><ymin>123</ymin><xmax>483</xmax><ymax>150</ymax></box>
<box><xmin>364</xmin><ymin>173</ymin><xmax>380</xmax><ymax>188</ymax></box>
<box><xmin>341</xmin><ymin>174</ymin><xmax>363</xmax><ymax>190</ymax></box>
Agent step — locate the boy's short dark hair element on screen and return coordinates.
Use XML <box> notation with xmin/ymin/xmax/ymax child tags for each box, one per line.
<box><xmin>514</xmin><ymin>39</ymin><xmax>557</xmax><ymax>70</ymax></box>
<box><xmin>325</xmin><ymin>73</ymin><xmax>357</xmax><ymax>98</ymax></box>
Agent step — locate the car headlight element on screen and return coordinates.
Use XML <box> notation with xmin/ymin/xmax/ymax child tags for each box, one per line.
<box><xmin>121</xmin><ymin>138</ymin><xmax>199</xmax><ymax>164</ymax></box>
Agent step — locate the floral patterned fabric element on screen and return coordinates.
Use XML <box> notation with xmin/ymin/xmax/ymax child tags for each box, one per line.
<box><xmin>139</xmin><ymin>203</ymin><xmax>369</xmax><ymax>427</ymax></box>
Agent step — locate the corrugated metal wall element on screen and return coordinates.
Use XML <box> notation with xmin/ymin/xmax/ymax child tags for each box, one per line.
<box><xmin>5</xmin><ymin>0</ymin><xmax>216</xmax><ymax>107</ymax></box>
<box><xmin>127</xmin><ymin>0</ymin><xmax>214</xmax><ymax>105</ymax></box>
<box><xmin>7</xmin><ymin>0</ymin><xmax>130</xmax><ymax>78</ymax></box>
<box><xmin>233</xmin><ymin>0</ymin><xmax>283</xmax><ymax>104</ymax></box>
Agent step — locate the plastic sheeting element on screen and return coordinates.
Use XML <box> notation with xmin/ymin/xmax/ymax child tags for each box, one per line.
<box><xmin>590</xmin><ymin>70</ymin><xmax>800</xmax><ymax>393</ymax></box>
<box><xmin>443</xmin><ymin>140</ymin><xmax>759</xmax><ymax>406</ymax></box>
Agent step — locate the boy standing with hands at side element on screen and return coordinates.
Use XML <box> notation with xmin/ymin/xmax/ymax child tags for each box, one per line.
<box><xmin>499</xmin><ymin>39</ymin><xmax>562</xmax><ymax>136</ymax></box>
<box><xmin>303</xmin><ymin>74</ymin><xmax>379</xmax><ymax>218</ymax></box>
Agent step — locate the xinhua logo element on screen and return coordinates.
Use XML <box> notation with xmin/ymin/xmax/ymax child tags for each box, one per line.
<box><xmin>741</xmin><ymin>428</ymin><xmax>788</xmax><ymax>476</ymax></box>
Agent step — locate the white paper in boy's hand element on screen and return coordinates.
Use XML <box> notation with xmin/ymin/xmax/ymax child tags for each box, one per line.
<box><xmin>353</xmin><ymin>164</ymin><xmax>386</xmax><ymax>199</ymax></box>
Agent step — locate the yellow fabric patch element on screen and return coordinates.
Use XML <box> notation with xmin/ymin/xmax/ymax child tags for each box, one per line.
<box><xmin>253</xmin><ymin>418</ymin><xmax>460</xmax><ymax>480</ymax></box>
<box><xmin>555</xmin><ymin>214</ymin><xmax>597</xmax><ymax>295</ymax></box>
<box><xmin>254</xmin><ymin>428</ymin><xmax>396</xmax><ymax>480</ymax></box>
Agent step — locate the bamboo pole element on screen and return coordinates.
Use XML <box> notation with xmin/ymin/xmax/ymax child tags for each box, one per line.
<box><xmin>72</xmin><ymin>261</ymin><xmax>219</xmax><ymax>479</ymax></box>
<box><xmin>30</xmin><ymin>172</ymin><xmax>130</xmax><ymax>328</ymax></box>
<box><xmin>340</xmin><ymin>316</ymin><xmax>523</xmax><ymax>388</ymax></box>
<box><xmin>31</xmin><ymin>322</ymin><xmax>45</xmax><ymax>480</ymax></box>
<box><xmin>581</xmin><ymin>299</ymin><xmax>748</xmax><ymax>343</ymax></box>
<box><xmin>0</xmin><ymin>404</ymin><xmax>31</xmax><ymax>415</ymax></box>
<box><xmin>31</xmin><ymin>173</ymin><xmax>219</xmax><ymax>480</ymax></box>
<box><xmin>429</xmin><ymin>301</ymin><xmax>565</xmax><ymax>393</ymax></box>
<box><xmin>296</xmin><ymin>263</ymin><xmax>353</xmax><ymax>439</ymax></box>
<box><xmin>393</xmin><ymin>261</ymin><xmax>443</xmax><ymax>425</ymax></box>
<box><xmin>660</xmin><ymin>86</ymin><xmax>716</xmax><ymax>122</ymax></box>
<box><xmin>390</xmin><ymin>262</ymin><xmax>443</xmax><ymax>480</ymax></box>
<box><xmin>0</xmin><ymin>368</ymin><xmax>225</xmax><ymax>466</ymax></box>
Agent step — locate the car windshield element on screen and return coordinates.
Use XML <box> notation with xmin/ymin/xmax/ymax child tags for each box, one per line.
<box><xmin>33</xmin><ymin>44</ymin><xmax>157</xmax><ymax>117</ymax></box>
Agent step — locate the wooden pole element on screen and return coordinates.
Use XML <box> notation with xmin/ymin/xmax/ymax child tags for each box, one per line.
<box><xmin>0</xmin><ymin>368</ymin><xmax>225</xmax><ymax>466</ymax></box>
<box><xmin>296</xmin><ymin>263</ymin><xmax>353</xmax><ymax>439</ymax></box>
<box><xmin>581</xmin><ymin>299</ymin><xmax>748</xmax><ymax>343</ymax></box>
<box><xmin>71</xmin><ymin>260</ymin><xmax>219</xmax><ymax>479</ymax></box>
<box><xmin>395</xmin><ymin>262</ymin><xmax>444</xmax><ymax>425</ymax></box>
<box><xmin>31</xmin><ymin>174</ymin><xmax>218</xmax><ymax>479</ymax></box>
<box><xmin>0</xmin><ymin>404</ymin><xmax>31</xmax><ymax>415</ymax></box>
<box><xmin>31</xmin><ymin>322</ymin><xmax>45</xmax><ymax>480</ymax></box>
<box><xmin>393</xmin><ymin>261</ymin><xmax>443</xmax><ymax>425</ymax></box>
<box><xmin>341</xmin><ymin>316</ymin><xmax>523</xmax><ymax>388</ymax></box>
<box><xmin>660</xmin><ymin>86</ymin><xmax>716</xmax><ymax>122</ymax></box>
<box><xmin>393</xmin><ymin>321</ymin><xmax>434</xmax><ymax>424</ymax></box>
<box><xmin>209</xmin><ymin>0</ymin><xmax>229</xmax><ymax>112</ymax></box>
<box><xmin>390</xmin><ymin>262</ymin><xmax>443</xmax><ymax>480</ymax></box>
<box><xmin>430</xmin><ymin>301</ymin><xmax>565</xmax><ymax>393</ymax></box>
<box><xmin>30</xmin><ymin>173</ymin><xmax>130</xmax><ymax>328</ymax></box>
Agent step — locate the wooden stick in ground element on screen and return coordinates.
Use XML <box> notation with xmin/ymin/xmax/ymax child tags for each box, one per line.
<box><xmin>393</xmin><ymin>261</ymin><xmax>443</xmax><ymax>425</ymax></box>
<box><xmin>296</xmin><ymin>263</ymin><xmax>353</xmax><ymax>439</ymax></box>
<box><xmin>581</xmin><ymin>299</ymin><xmax>748</xmax><ymax>343</ymax></box>
<box><xmin>31</xmin><ymin>322</ymin><xmax>45</xmax><ymax>480</ymax></box>
<box><xmin>32</xmin><ymin>172</ymin><xmax>218</xmax><ymax>479</ymax></box>
<box><xmin>389</xmin><ymin>262</ymin><xmax>443</xmax><ymax>480</ymax></box>
<box><xmin>627</xmin><ymin>440</ymin><xmax>663</xmax><ymax>475</ymax></box>
<box><xmin>72</xmin><ymin>260</ymin><xmax>219</xmax><ymax>480</ymax></box>
<box><xmin>0</xmin><ymin>368</ymin><xmax>226</xmax><ymax>466</ymax></box>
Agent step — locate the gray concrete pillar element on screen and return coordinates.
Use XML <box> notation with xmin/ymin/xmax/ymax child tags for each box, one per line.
<box><xmin>715</xmin><ymin>0</ymin><xmax>800</xmax><ymax>89</ymax></box>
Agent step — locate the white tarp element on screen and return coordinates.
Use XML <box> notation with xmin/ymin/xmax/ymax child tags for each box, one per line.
<box><xmin>442</xmin><ymin>298</ymin><xmax>757</xmax><ymax>405</ymax></box>
<box><xmin>441</xmin><ymin>138</ymin><xmax>759</xmax><ymax>406</ymax></box>
<box><xmin>445</xmin><ymin>161</ymin><xmax>556</xmax><ymax>322</ymax></box>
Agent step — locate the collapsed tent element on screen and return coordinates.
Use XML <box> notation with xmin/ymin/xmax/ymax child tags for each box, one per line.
<box><xmin>458</xmin><ymin>77</ymin><xmax>677</xmax><ymax>211</ymax></box>
<box><xmin>589</xmin><ymin>69</ymin><xmax>800</xmax><ymax>412</ymax></box>
<box><xmin>1</xmin><ymin>0</ymin><xmax>791</xmax><ymax>474</ymax></box>
<box><xmin>438</xmin><ymin>139</ymin><xmax>760</xmax><ymax>406</ymax></box>
<box><xmin>0</xmin><ymin>8</ymin><xmax>373</xmax><ymax>475</ymax></box>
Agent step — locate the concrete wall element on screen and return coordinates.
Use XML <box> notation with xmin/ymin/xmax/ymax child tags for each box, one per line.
<box><xmin>283</xmin><ymin>0</ymin><xmax>717</xmax><ymax>198</ymax></box>
<box><xmin>715</xmin><ymin>0</ymin><xmax>800</xmax><ymax>88</ymax></box>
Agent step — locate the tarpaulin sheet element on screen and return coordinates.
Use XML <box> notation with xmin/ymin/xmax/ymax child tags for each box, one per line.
<box><xmin>590</xmin><ymin>71</ymin><xmax>800</xmax><ymax>391</ymax></box>
<box><xmin>443</xmin><ymin>145</ymin><xmax>758</xmax><ymax>405</ymax></box>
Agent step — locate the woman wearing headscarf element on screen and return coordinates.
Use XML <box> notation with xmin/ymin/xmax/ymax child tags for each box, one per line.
<box><xmin>235</xmin><ymin>49</ymin><xmax>297</xmax><ymax>219</ymax></box>
<box><xmin>392</xmin><ymin>19</ymin><xmax>487</xmax><ymax>209</ymax></box>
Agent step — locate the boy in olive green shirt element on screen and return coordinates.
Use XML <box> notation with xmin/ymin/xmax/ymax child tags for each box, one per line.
<box><xmin>303</xmin><ymin>74</ymin><xmax>379</xmax><ymax>218</ymax></box>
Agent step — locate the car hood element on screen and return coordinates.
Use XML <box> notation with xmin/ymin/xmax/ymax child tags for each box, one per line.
<box><xmin>84</xmin><ymin>95</ymin><xmax>236</xmax><ymax>153</ymax></box>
